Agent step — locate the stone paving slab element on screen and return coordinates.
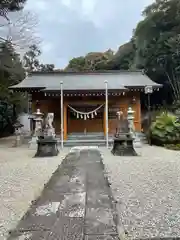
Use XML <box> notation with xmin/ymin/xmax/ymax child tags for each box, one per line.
<box><xmin>83</xmin><ymin>149</ymin><xmax>118</xmax><ymax>237</ymax></box>
<box><xmin>10</xmin><ymin>215</ymin><xmax>57</xmax><ymax>232</ymax></box>
<box><xmin>45</xmin><ymin>217</ymin><xmax>84</xmax><ymax>240</ymax></box>
<box><xmin>52</xmin><ymin>179</ymin><xmax>85</xmax><ymax>193</ymax></box>
<box><xmin>85</xmin><ymin>235</ymin><xmax>120</xmax><ymax>240</ymax></box>
<box><xmin>8</xmin><ymin>230</ymin><xmax>47</xmax><ymax>240</ymax></box>
<box><xmin>136</xmin><ymin>239</ymin><xmax>180</xmax><ymax>240</ymax></box>
<box><xmin>9</xmin><ymin>217</ymin><xmax>84</xmax><ymax>240</ymax></box>
<box><xmin>86</xmin><ymin>179</ymin><xmax>110</xmax><ymax>191</ymax></box>
<box><xmin>85</xmin><ymin>207</ymin><xmax>117</xmax><ymax>235</ymax></box>
<box><xmin>58</xmin><ymin>192</ymin><xmax>86</xmax><ymax>217</ymax></box>
<box><xmin>87</xmin><ymin>190</ymin><xmax>111</xmax><ymax>209</ymax></box>
<box><xmin>8</xmin><ymin>148</ymin><xmax>119</xmax><ymax>240</ymax></box>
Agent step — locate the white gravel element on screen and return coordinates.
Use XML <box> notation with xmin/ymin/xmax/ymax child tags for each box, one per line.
<box><xmin>101</xmin><ymin>145</ymin><xmax>180</xmax><ymax>239</ymax></box>
<box><xmin>0</xmin><ymin>144</ymin><xmax>69</xmax><ymax>240</ymax></box>
<box><xmin>1</xmin><ymin>141</ymin><xmax>180</xmax><ymax>240</ymax></box>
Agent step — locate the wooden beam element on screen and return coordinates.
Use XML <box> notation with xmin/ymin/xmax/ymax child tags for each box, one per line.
<box><xmin>67</xmin><ymin>100</ymin><xmax>114</xmax><ymax>105</ymax></box>
<box><xmin>31</xmin><ymin>100</ymin><xmax>36</xmax><ymax>112</ymax></box>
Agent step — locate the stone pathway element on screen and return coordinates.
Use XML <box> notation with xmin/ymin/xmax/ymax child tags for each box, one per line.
<box><xmin>7</xmin><ymin>149</ymin><xmax>119</xmax><ymax>240</ymax></box>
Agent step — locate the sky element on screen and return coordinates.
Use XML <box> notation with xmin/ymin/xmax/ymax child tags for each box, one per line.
<box><xmin>24</xmin><ymin>0</ymin><xmax>153</xmax><ymax>68</ymax></box>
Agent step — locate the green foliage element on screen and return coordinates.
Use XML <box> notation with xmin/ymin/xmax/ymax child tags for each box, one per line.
<box><xmin>65</xmin><ymin>49</ymin><xmax>115</xmax><ymax>71</ymax></box>
<box><xmin>0</xmin><ymin>42</ymin><xmax>24</xmax><ymax>75</ymax></box>
<box><xmin>0</xmin><ymin>101</ymin><xmax>15</xmax><ymax>137</ymax></box>
<box><xmin>0</xmin><ymin>0</ymin><xmax>27</xmax><ymax>23</ymax></box>
<box><xmin>0</xmin><ymin>41</ymin><xmax>25</xmax><ymax>96</ymax></box>
<box><xmin>23</xmin><ymin>44</ymin><xmax>41</xmax><ymax>72</ymax></box>
<box><xmin>64</xmin><ymin>0</ymin><xmax>180</xmax><ymax>106</ymax></box>
<box><xmin>0</xmin><ymin>0</ymin><xmax>29</xmax><ymax>135</ymax></box>
<box><xmin>0</xmin><ymin>41</ymin><xmax>26</xmax><ymax>135</ymax></box>
<box><xmin>23</xmin><ymin>45</ymin><xmax>55</xmax><ymax>72</ymax></box>
<box><xmin>133</xmin><ymin>0</ymin><xmax>180</xmax><ymax>101</ymax></box>
<box><xmin>0</xmin><ymin>41</ymin><xmax>25</xmax><ymax>98</ymax></box>
<box><xmin>39</xmin><ymin>64</ymin><xmax>55</xmax><ymax>72</ymax></box>
<box><xmin>65</xmin><ymin>57</ymin><xmax>86</xmax><ymax>71</ymax></box>
<box><xmin>164</xmin><ymin>143</ymin><xmax>180</xmax><ymax>151</ymax></box>
<box><xmin>170</xmin><ymin>99</ymin><xmax>180</xmax><ymax>115</ymax></box>
<box><xmin>0</xmin><ymin>0</ymin><xmax>27</xmax><ymax>13</ymax></box>
<box><xmin>65</xmin><ymin>43</ymin><xmax>136</xmax><ymax>72</ymax></box>
<box><xmin>104</xmin><ymin>41</ymin><xmax>136</xmax><ymax>70</ymax></box>
<box><xmin>150</xmin><ymin>112</ymin><xmax>180</xmax><ymax>145</ymax></box>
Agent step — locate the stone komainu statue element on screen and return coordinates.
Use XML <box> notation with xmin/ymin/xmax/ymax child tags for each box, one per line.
<box><xmin>115</xmin><ymin>110</ymin><xmax>129</xmax><ymax>135</ymax></box>
<box><xmin>45</xmin><ymin>113</ymin><xmax>54</xmax><ymax>129</ymax></box>
<box><xmin>44</xmin><ymin>113</ymin><xmax>55</xmax><ymax>137</ymax></box>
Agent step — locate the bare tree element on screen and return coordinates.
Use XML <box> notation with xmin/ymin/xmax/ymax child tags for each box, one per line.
<box><xmin>0</xmin><ymin>10</ymin><xmax>41</xmax><ymax>51</ymax></box>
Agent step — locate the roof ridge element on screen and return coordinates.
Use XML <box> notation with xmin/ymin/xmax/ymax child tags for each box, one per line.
<box><xmin>30</xmin><ymin>70</ymin><xmax>143</xmax><ymax>75</ymax></box>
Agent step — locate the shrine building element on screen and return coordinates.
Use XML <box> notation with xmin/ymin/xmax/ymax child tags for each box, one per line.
<box><xmin>10</xmin><ymin>71</ymin><xmax>160</xmax><ymax>141</ymax></box>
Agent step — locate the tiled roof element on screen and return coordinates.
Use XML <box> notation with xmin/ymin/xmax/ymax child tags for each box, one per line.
<box><xmin>9</xmin><ymin>71</ymin><xmax>161</xmax><ymax>91</ymax></box>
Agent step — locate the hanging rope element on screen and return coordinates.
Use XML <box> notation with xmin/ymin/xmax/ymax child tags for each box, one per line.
<box><xmin>68</xmin><ymin>104</ymin><xmax>104</xmax><ymax>120</ymax></box>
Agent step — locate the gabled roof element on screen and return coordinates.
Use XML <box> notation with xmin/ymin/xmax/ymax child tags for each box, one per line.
<box><xmin>9</xmin><ymin>70</ymin><xmax>161</xmax><ymax>91</ymax></box>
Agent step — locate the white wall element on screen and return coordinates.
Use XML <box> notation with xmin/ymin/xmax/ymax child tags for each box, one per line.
<box><xmin>18</xmin><ymin>113</ymin><xmax>31</xmax><ymax>134</ymax></box>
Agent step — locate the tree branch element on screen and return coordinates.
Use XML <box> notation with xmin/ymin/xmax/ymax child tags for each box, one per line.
<box><xmin>171</xmin><ymin>67</ymin><xmax>180</xmax><ymax>95</ymax></box>
<box><xmin>0</xmin><ymin>11</ymin><xmax>40</xmax><ymax>50</ymax></box>
<box><xmin>165</xmin><ymin>70</ymin><xmax>178</xmax><ymax>101</ymax></box>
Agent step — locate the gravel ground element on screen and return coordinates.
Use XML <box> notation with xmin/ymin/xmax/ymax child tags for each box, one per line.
<box><xmin>101</xmin><ymin>145</ymin><xmax>180</xmax><ymax>239</ymax></box>
<box><xmin>1</xmin><ymin>139</ymin><xmax>180</xmax><ymax>240</ymax></box>
<box><xmin>0</xmin><ymin>142</ymin><xmax>69</xmax><ymax>240</ymax></box>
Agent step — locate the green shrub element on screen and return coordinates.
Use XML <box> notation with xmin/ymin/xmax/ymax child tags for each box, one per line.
<box><xmin>150</xmin><ymin>112</ymin><xmax>180</xmax><ymax>146</ymax></box>
<box><xmin>0</xmin><ymin>101</ymin><xmax>16</xmax><ymax>137</ymax></box>
<box><xmin>164</xmin><ymin>144</ymin><xmax>180</xmax><ymax>151</ymax></box>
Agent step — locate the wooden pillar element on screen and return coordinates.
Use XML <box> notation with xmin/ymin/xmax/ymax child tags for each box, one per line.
<box><xmin>132</xmin><ymin>92</ymin><xmax>141</xmax><ymax>131</ymax></box>
<box><xmin>63</xmin><ymin>103</ymin><xmax>67</xmax><ymax>140</ymax></box>
<box><xmin>103</xmin><ymin>105</ymin><xmax>106</xmax><ymax>136</ymax></box>
<box><xmin>135</xmin><ymin>94</ymin><xmax>141</xmax><ymax>131</ymax></box>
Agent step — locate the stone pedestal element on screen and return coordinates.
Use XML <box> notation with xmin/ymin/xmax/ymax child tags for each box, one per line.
<box><xmin>111</xmin><ymin>134</ymin><xmax>137</xmax><ymax>156</ymax></box>
<box><xmin>13</xmin><ymin>135</ymin><xmax>23</xmax><ymax>147</ymax></box>
<box><xmin>44</xmin><ymin>127</ymin><xmax>55</xmax><ymax>138</ymax></box>
<box><xmin>29</xmin><ymin>136</ymin><xmax>38</xmax><ymax>149</ymax></box>
<box><xmin>133</xmin><ymin>134</ymin><xmax>142</xmax><ymax>148</ymax></box>
<box><xmin>29</xmin><ymin>109</ymin><xmax>44</xmax><ymax>150</ymax></box>
<box><xmin>34</xmin><ymin>137</ymin><xmax>59</xmax><ymax>157</ymax></box>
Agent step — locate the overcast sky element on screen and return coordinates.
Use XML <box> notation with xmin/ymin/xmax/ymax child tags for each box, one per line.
<box><xmin>25</xmin><ymin>0</ymin><xmax>153</xmax><ymax>68</ymax></box>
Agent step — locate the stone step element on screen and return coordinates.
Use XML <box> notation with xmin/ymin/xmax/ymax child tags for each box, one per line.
<box><xmin>62</xmin><ymin>139</ymin><xmax>114</xmax><ymax>147</ymax></box>
<box><xmin>68</xmin><ymin>132</ymin><xmax>104</xmax><ymax>135</ymax></box>
<box><xmin>67</xmin><ymin>136</ymin><xmax>105</xmax><ymax>140</ymax></box>
<box><xmin>67</xmin><ymin>132</ymin><xmax>105</xmax><ymax>140</ymax></box>
<box><xmin>64</xmin><ymin>142</ymin><xmax>107</xmax><ymax>147</ymax></box>
<box><xmin>23</xmin><ymin>132</ymin><xmax>147</xmax><ymax>146</ymax></box>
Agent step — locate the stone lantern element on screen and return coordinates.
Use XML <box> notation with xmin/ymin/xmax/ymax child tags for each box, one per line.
<box><xmin>28</xmin><ymin>113</ymin><xmax>35</xmax><ymax>136</ymax></box>
<box><xmin>111</xmin><ymin>109</ymin><xmax>137</xmax><ymax>156</ymax></box>
<box><xmin>127</xmin><ymin>107</ymin><xmax>135</xmax><ymax>138</ymax></box>
<box><xmin>127</xmin><ymin>107</ymin><xmax>142</xmax><ymax>148</ymax></box>
<box><xmin>29</xmin><ymin>108</ymin><xmax>44</xmax><ymax>149</ymax></box>
<box><xmin>13</xmin><ymin>121</ymin><xmax>24</xmax><ymax>147</ymax></box>
<box><xmin>33</xmin><ymin>109</ymin><xmax>44</xmax><ymax>137</ymax></box>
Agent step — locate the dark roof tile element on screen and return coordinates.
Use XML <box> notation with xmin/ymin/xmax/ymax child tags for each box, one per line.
<box><xmin>10</xmin><ymin>71</ymin><xmax>161</xmax><ymax>91</ymax></box>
